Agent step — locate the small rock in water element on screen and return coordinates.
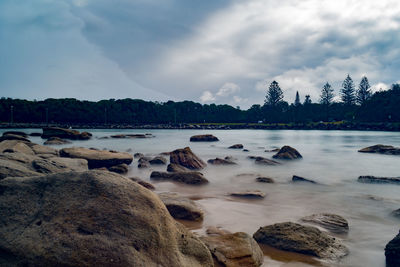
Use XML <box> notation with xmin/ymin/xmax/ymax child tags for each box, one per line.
<box><xmin>292</xmin><ymin>175</ymin><xmax>318</xmax><ymax>184</ymax></box>
<box><xmin>230</xmin><ymin>190</ymin><xmax>266</xmax><ymax>199</ymax></box>
<box><xmin>149</xmin><ymin>156</ymin><xmax>167</xmax><ymax>165</ymax></box>
<box><xmin>169</xmin><ymin>147</ymin><xmax>206</xmax><ymax>170</ymax></box>
<box><xmin>108</xmin><ymin>163</ymin><xmax>129</xmax><ymax>174</ymax></box>
<box><xmin>273</xmin><ymin>146</ymin><xmax>302</xmax><ymax>160</ymax></box>
<box><xmin>358</xmin><ymin>144</ymin><xmax>400</xmax><ymax>155</ymax></box>
<box><xmin>150</xmin><ymin>171</ymin><xmax>209</xmax><ymax>185</ymax></box>
<box><xmin>228</xmin><ymin>144</ymin><xmax>243</xmax><ymax>149</ymax></box>
<box><xmin>190</xmin><ymin>134</ymin><xmax>219</xmax><ymax>142</ymax></box>
<box><xmin>385</xmin><ymin>230</ymin><xmax>400</xmax><ymax>267</ymax></box>
<box><xmin>391</xmin><ymin>209</ymin><xmax>400</xmax><ymax>218</ymax></box>
<box><xmin>134</xmin><ymin>152</ymin><xmax>144</xmax><ymax>158</ymax></box>
<box><xmin>167</xmin><ymin>163</ymin><xmax>190</xmax><ymax>173</ymax></box>
<box><xmin>158</xmin><ymin>193</ymin><xmax>204</xmax><ymax>221</ymax></box>
<box><xmin>129</xmin><ymin>177</ymin><xmax>155</xmax><ymax>190</ymax></box>
<box><xmin>358</xmin><ymin>176</ymin><xmax>400</xmax><ymax>185</ymax></box>
<box><xmin>300</xmin><ymin>213</ymin><xmax>349</xmax><ymax>234</ymax></box>
<box><xmin>256</xmin><ymin>177</ymin><xmax>275</xmax><ymax>183</ymax></box>
<box><xmin>207</xmin><ymin>157</ymin><xmax>236</xmax><ymax>165</ymax></box>
<box><xmin>254</xmin><ymin>156</ymin><xmax>280</xmax><ymax>165</ymax></box>
<box><xmin>44</xmin><ymin>137</ymin><xmax>71</xmax><ymax>145</ymax></box>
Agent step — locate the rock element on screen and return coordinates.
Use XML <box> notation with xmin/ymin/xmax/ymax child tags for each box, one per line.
<box><xmin>358</xmin><ymin>176</ymin><xmax>400</xmax><ymax>185</ymax></box>
<box><xmin>170</xmin><ymin>147</ymin><xmax>206</xmax><ymax>170</ymax></box>
<box><xmin>0</xmin><ymin>140</ymin><xmax>34</xmax><ymax>155</ymax></box>
<box><xmin>207</xmin><ymin>157</ymin><xmax>237</xmax><ymax>165</ymax></box>
<box><xmin>229</xmin><ymin>144</ymin><xmax>243</xmax><ymax>149</ymax></box>
<box><xmin>150</xmin><ymin>171</ymin><xmax>209</xmax><ymax>185</ymax></box>
<box><xmin>138</xmin><ymin>161</ymin><xmax>150</xmax><ymax>169</ymax></box>
<box><xmin>0</xmin><ymin>157</ymin><xmax>41</xmax><ymax>179</ymax></box>
<box><xmin>0</xmin><ymin>171</ymin><xmax>213</xmax><ymax>267</ymax></box>
<box><xmin>42</xmin><ymin>127</ymin><xmax>92</xmax><ymax>140</ymax></box>
<box><xmin>253</xmin><ymin>222</ymin><xmax>348</xmax><ymax>260</ymax></box>
<box><xmin>254</xmin><ymin>157</ymin><xmax>280</xmax><ymax>165</ymax></box>
<box><xmin>358</xmin><ymin>144</ymin><xmax>400</xmax><ymax>155</ymax></box>
<box><xmin>134</xmin><ymin>152</ymin><xmax>144</xmax><ymax>158</ymax></box>
<box><xmin>300</xmin><ymin>214</ymin><xmax>349</xmax><ymax>234</ymax></box>
<box><xmin>273</xmin><ymin>146</ymin><xmax>302</xmax><ymax>160</ymax></box>
<box><xmin>167</xmin><ymin>163</ymin><xmax>190</xmax><ymax>172</ymax></box>
<box><xmin>108</xmin><ymin>163</ymin><xmax>129</xmax><ymax>174</ymax></box>
<box><xmin>386</xmin><ymin>230</ymin><xmax>400</xmax><ymax>267</ymax></box>
<box><xmin>29</xmin><ymin>144</ymin><xmax>58</xmax><ymax>156</ymax></box>
<box><xmin>110</xmin><ymin>134</ymin><xmax>149</xmax><ymax>139</ymax></box>
<box><xmin>129</xmin><ymin>177</ymin><xmax>155</xmax><ymax>190</ymax></box>
<box><xmin>190</xmin><ymin>134</ymin><xmax>219</xmax><ymax>142</ymax></box>
<box><xmin>149</xmin><ymin>156</ymin><xmax>167</xmax><ymax>165</ymax></box>
<box><xmin>256</xmin><ymin>177</ymin><xmax>275</xmax><ymax>183</ymax></box>
<box><xmin>60</xmin><ymin>147</ymin><xmax>133</xmax><ymax>169</ymax></box>
<box><xmin>138</xmin><ymin>156</ymin><xmax>151</xmax><ymax>163</ymax></box>
<box><xmin>2</xmin><ymin>131</ymin><xmax>28</xmax><ymax>137</ymax></box>
<box><xmin>201</xmin><ymin>230</ymin><xmax>263</xmax><ymax>267</ymax></box>
<box><xmin>391</xmin><ymin>209</ymin><xmax>400</xmax><ymax>218</ymax></box>
<box><xmin>32</xmin><ymin>157</ymin><xmax>89</xmax><ymax>174</ymax></box>
<box><xmin>159</xmin><ymin>193</ymin><xmax>204</xmax><ymax>221</ymax></box>
<box><xmin>230</xmin><ymin>190</ymin><xmax>266</xmax><ymax>199</ymax></box>
<box><xmin>0</xmin><ymin>133</ymin><xmax>30</xmax><ymax>142</ymax></box>
<box><xmin>29</xmin><ymin>132</ymin><xmax>42</xmax><ymax>137</ymax></box>
<box><xmin>44</xmin><ymin>137</ymin><xmax>71</xmax><ymax>145</ymax></box>
<box><xmin>292</xmin><ymin>175</ymin><xmax>318</xmax><ymax>184</ymax></box>
<box><xmin>265</xmin><ymin>148</ymin><xmax>280</xmax><ymax>152</ymax></box>
<box><xmin>243</xmin><ymin>149</ymin><xmax>249</xmax><ymax>152</ymax></box>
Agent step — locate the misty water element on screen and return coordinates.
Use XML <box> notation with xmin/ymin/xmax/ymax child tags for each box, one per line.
<box><xmin>7</xmin><ymin>129</ymin><xmax>400</xmax><ymax>267</ymax></box>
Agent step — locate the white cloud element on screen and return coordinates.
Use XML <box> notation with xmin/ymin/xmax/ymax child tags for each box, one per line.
<box><xmin>200</xmin><ymin>91</ymin><xmax>215</xmax><ymax>102</ymax></box>
<box><xmin>216</xmin><ymin>82</ymin><xmax>240</xmax><ymax>96</ymax></box>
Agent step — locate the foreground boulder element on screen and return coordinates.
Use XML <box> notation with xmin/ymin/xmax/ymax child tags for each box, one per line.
<box><xmin>0</xmin><ymin>171</ymin><xmax>213</xmax><ymax>267</ymax></box>
<box><xmin>300</xmin><ymin>214</ymin><xmax>349</xmax><ymax>234</ymax></box>
<box><xmin>42</xmin><ymin>127</ymin><xmax>92</xmax><ymax>140</ymax></box>
<box><xmin>253</xmin><ymin>222</ymin><xmax>348</xmax><ymax>260</ymax></box>
<box><xmin>273</xmin><ymin>146</ymin><xmax>302</xmax><ymax>160</ymax></box>
<box><xmin>60</xmin><ymin>147</ymin><xmax>133</xmax><ymax>169</ymax></box>
<box><xmin>358</xmin><ymin>144</ymin><xmax>400</xmax><ymax>155</ymax></box>
<box><xmin>159</xmin><ymin>193</ymin><xmax>204</xmax><ymax>221</ymax></box>
<box><xmin>169</xmin><ymin>147</ymin><xmax>206</xmax><ymax>170</ymax></box>
<box><xmin>150</xmin><ymin>171</ymin><xmax>208</xmax><ymax>185</ymax></box>
<box><xmin>190</xmin><ymin>134</ymin><xmax>219</xmax><ymax>142</ymax></box>
<box><xmin>207</xmin><ymin>157</ymin><xmax>236</xmax><ymax>165</ymax></box>
<box><xmin>200</xmin><ymin>229</ymin><xmax>263</xmax><ymax>267</ymax></box>
<box><xmin>386</xmin><ymin>230</ymin><xmax>400</xmax><ymax>267</ymax></box>
<box><xmin>358</xmin><ymin>176</ymin><xmax>400</xmax><ymax>185</ymax></box>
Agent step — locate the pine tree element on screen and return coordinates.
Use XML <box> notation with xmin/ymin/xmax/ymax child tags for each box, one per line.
<box><xmin>356</xmin><ymin>76</ymin><xmax>371</xmax><ymax>105</ymax></box>
<box><xmin>265</xmin><ymin>81</ymin><xmax>284</xmax><ymax>106</ymax></box>
<box><xmin>340</xmin><ymin>74</ymin><xmax>356</xmax><ymax>105</ymax></box>
<box><xmin>304</xmin><ymin>95</ymin><xmax>312</xmax><ymax>104</ymax></box>
<box><xmin>294</xmin><ymin>91</ymin><xmax>301</xmax><ymax>106</ymax></box>
<box><xmin>320</xmin><ymin>82</ymin><xmax>334</xmax><ymax>105</ymax></box>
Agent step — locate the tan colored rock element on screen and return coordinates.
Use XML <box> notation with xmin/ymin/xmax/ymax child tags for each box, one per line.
<box><xmin>150</xmin><ymin>171</ymin><xmax>209</xmax><ymax>185</ymax></box>
<box><xmin>29</xmin><ymin>144</ymin><xmax>58</xmax><ymax>156</ymax></box>
<box><xmin>359</xmin><ymin>144</ymin><xmax>400</xmax><ymax>155</ymax></box>
<box><xmin>230</xmin><ymin>190</ymin><xmax>266</xmax><ymax>199</ymax></box>
<box><xmin>273</xmin><ymin>146</ymin><xmax>302</xmax><ymax>160</ymax></box>
<box><xmin>159</xmin><ymin>193</ymin><xmax>204</xmax><ymax>221</ymax></box>
<box><xmin>44</xmin><ymin>137</ymin><xmax>71</xmax><ymax>145</ymax></box>
<box><xmin>300</xmin><ymin>213</ymin><xmax>349</xmax><ymax>234</ymax></box>
<box><xmin>167</xmin><ymin>163</ymin><xmax>190</xmax><ymax>172</ymax></box>
<box><xmin>32</xmin><ymin>157</ymin><xmax>88</xmax><ymax>174</ymax></box>
<box><xmin>108</xmin><ymin>163</ymin><xmax>129</xmax><ymax>174</ymax></box>
<box><xmin>254</xmin><ymin>156</ymin><xmax>280</xmax><ymax>165</ymax></box>
<box><xmin>169</xmin><ymin>147</ymin><xmax>206</xmax><ymax>170</ymax></box>
<box><xmin>0</xmin><ymin>140</ymin><xmax>34</xmax><ymax>155</ymax></box>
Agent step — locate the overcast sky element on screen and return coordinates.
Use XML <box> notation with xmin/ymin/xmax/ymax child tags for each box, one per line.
<box><xmin>1</xmin><ymin>0</ymin><xmax>399</xmax><ymax>108</ymax></box>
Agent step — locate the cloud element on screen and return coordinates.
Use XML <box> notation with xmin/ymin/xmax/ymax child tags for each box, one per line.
<box><xmin>200</xmin><ymin>91</ymin><xmax>215</xmax><ymax>102</ymax></box>
<box><xmin>216</xmin><ymin>82</ymin><xmax>240</xmax><ymax>96</ymax></box>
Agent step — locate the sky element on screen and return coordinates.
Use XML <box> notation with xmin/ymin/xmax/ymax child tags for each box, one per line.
<box><xmin>1</xmin><ymin>0</ymin><xmax>399</xmax><ymax>108</ymax></box>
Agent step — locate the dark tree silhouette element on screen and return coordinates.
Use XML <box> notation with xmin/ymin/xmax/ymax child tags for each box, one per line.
<box><xmin>304</xmin><ymin>95</ymin><xmax>312</xmax><ymax>104</ymax></box>
<box><xmin>392</xmin><ymin>83</ymin><xmax>400</xmax><ymax>91</ymax></box>
<box><xmin>294</xmin><ymin>91</ymin><xmax>301</xmax><ymax>106</ymax></box>
<box><xmin>340</xmin><ymin>74</ymin><xmax>356</xmax><ymax>105</ymax></box>
<box><xmin>320</xmin><ymin>82</ymin><xmax>334</xmax><ymax>105</ymax></box>
<box><xmin>356</xmin><ymin>76</ymin><xmax>371</xmax><ymax>105</ymax></box>
<box><xmin>265</xmin><ymin>81</ymin><xmax>284</xmax><ymax>106</ymax></box>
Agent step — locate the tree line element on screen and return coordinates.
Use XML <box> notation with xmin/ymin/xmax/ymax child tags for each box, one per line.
<box><xmin>0</xmin><ymin>76</ymin><xmax>399</xmax><ymax>124</ymax></box>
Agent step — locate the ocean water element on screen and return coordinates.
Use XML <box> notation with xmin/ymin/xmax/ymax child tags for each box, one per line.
<box><xmin>4</xmin><ymin>129</ymin><xmax>400</xmax><ymax>266</ymax></box>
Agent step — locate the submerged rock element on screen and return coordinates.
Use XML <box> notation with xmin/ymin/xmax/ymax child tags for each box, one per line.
<box><xmin>42</xmin><ymin>127</ymin><xmax>92</xmax><ymax>140</ymax></box>
<box><xmin>273</xmin><ymin>146</ymin><xmax>302</xmax><ymax>160</ymax></box>
<box><xmin>169</xmin><ymin>147</ymin><xmax>206</xmax><ymax>170</ymax></box>
<box><xmin>190</xmin><ymin>134</ymin><xmax>219</xmax><ymax>142</ymax></box>
<box><xmin>230</xmin><ymin>190</ymin><xmax>266</xmax><ymax>199</ymax></box>
<box><xmin>150</xmin><ymin>171</ymin><xmax>209</xmax><ymax>185</ymax></box>
<box><xmin>300</xmin><ymin>213</ymin><xmax>349</xmax><ymax>234</ymax></box>
<box><xmin>253</xmin><ymin>222</ymin><xmax>348</xmax><ymax>260</ymax></box>
<box><xmin>229</xmin><ymin>144</ymin><xmax>244</xmax><ymax>149</ymax></box>
<box><xmin>358</xmin><ymin>144</ymin><xmax>400</xmax><ymax>155</ymax></box>
<box><xmin>0</xmin><ymin>171</ymin><xmax>213</xmax><ymax>267</ymax></box>
<box><xmin>44</xmin><ymin>137</ymin><xmax>71</xmax><ymax>145</ymax></box>
<box><xmin>159</xmin><ymin>193</ymin><xmax>204</xmax><ymax>221</ymax></box>
<box><xmin>149</xmin><ymin>156</ymin><xmax>167</xmax><ymax>165</ymax></box>
<box><xmin>207</xmin><ymin>157</ymin><xmax>237</xmax><ymax>165</ymax></box>
<box><xmin>385</xmin><ymin>230</ymin><xmax>400</xmax><ymax>267</ymax></box>
<box><xmin>167</xmin><ymin>163</ymin><xmax>190</xmax><ymax>172</ymax></box>
<box><xmin>358</xmin><ymin>176</ymin><xmax>400</xmax><ymax>185</ymax></box>
<box><xmin>254</xmin><ymin>157</ymin><xmax>280</xmax><ymax>165</ymax></box>
<box><xmin>292</xmin><ymin>175</ymin><xmax>318</xmax><ymax>184</ymax></box>
<box><xmin>134</xmin><ymin>152</ymin><xmax>144</xmax><ymax>158</ymax></box>
<box><xmin>391</xmin><ymin>209</ymin><xmax>400</xmax><ymax>218</ymax></box>
<box><xmin>256</xmin><ymin>177</ymin><xmax>275</xmax><ymax>183</ymax></box>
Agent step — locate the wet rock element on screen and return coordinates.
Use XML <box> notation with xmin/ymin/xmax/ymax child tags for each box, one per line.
<box><xmin>300</xmin><ymin>214</ymin><xmax>349</xmax><ymax>234</ymax></box>
<box><xmin>273</xmin><ymin>146</ymin><xmax>302</xmax><ymax>160</ymax></box>
<box><xmin>60</xmin><ymin>147</ymin><xmax>133</xmax><ymax>169</ymax></box>
<box><xmin>230</xmin><ymin>190</ymin><xmax>266</xmax><ymax>199</ymax></box>
<box><xmin>170</xmin><ymin>147</ymin><xmax>206</xmax><ymax>170</ymax></box>
<box><xmin>229</xmin><ymin>144</ymin><xmax>244</xmax><ymax>149</ymax></box>
<box><xmin>0</xmin><ymin>133</ymin><xmax>30</xmax><ymax>142</ymax></box>
<box><xmin>42</xmin><ymin>127</ymin><xmax>92</xmax><ymax>140</ymax></box>
<box><xmin>201</xmin><ymin>230</ymin><xmax>264</xmax><ymax>267</ymax></box>
<box><xmin>149</xmin><ymin>156</ymin><xmax>167</xmax><ymax>165</ymax></box>
<box><xmin>190</xmin><ymin>134</ymin><xmax>219</xmax><ymax>142</ymax></box>
<box><xmin>254</xmin><ymin>157</ymin><xmax>280</xmax><ymax>165</ymax></box>
<box><xmin>0</xmin><ymin>171</ymin><xmax>213</xmax><ymax>267</ymax></box>
<box><xmin>129</xmin><ymin>177</ymin><xmax>155</xmax><ymax>190</ymax></box>
<box><xmin>44</xmin><ymin>137</ymin><xmax>71</xmax><ymax>145</ymax></box>
<box><xmin>158</xmin><ymin>193</ymin><xmax>204</xmax><ymax>221</ymax></box>
<box><xmin>256</xmin><ymin>177</ymin><xmax>275</xmax><ymax>183</ymax></box>
<box><xmin>0</xmin><ymin>140</ymin><xmax>34</xmax><ymax>155</ymax></box>
<box><xmin>253</xmin><ymin>222</ymin><xmax>348</xmax><ymax>260</ymax></box>
<box><xmin>167</xmin><ymin>163</ymin><xmax>190</xmax><ymax>172</ymax></box>
<box><xmin>207</xmin><ymin>157</ymin><xmax>237</xmax><ymax>165</ymax></box>
<box><xmin>292</xmin><ymin>175</ymin><xmax>317</xmax><ymax>184</ymax></box>
<box><xmin>385</xmin><ymin>230</ymin><xmax>400</xmax><ymax>267</ymax></box>
<box><xmin>108</xmin><ymin>163</ymin><xmax>129</xmax><ymax>174</ymax></box>
<box><xmin>150</xmin><ymin>171</ymin><xmax>209</xmax><ymax>185</ymax></box>
<box><xmin>358</xmin><ymin>176</ymin><xmax>400</xmax><ymax>185</ymax></box>
<box><xmin>32</xmin><ymin>157</ymin><xmax>88</xmax><ymax>174</ymax></box>
<box><xmin>358</xmin><ymin>144</ymin><xmax>400</xmax><ymax>155</ymax></box>
<box><xmin>134</xmin><ymin>152</ymin><xmax>144</xmax><ymax>158</ymax></box>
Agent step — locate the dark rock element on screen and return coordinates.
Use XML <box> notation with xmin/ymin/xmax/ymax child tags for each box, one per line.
<box><xmin>273</xmin><ymin>146</ymin><xmax>302</xmax><ymax>160</ymax></box>
<box><xmin>358</xmin><ymin>176</ymin><xmax>400</xmax><ymax>185</ymax></box>
<box><xmin>359</xmin><ymin>144</ymin><xmax>400</xmax><ymax>155</ymax></box>
<box><xmin>256</xmin><ymin>177</ymin><xmax>275</xmax><ymax>183</ymax></box>
<box><xmin>134</xmin><ymin>152</ymin><xmax>144</xmax><ymax>158</ymax></box>
<box><xmin>300</xmin><ymin>213</ymin><xmax>349</xmax><ymax>234</ymax></box>
<box><xmin>229</xmin><ymin>144</ymin><xmax>243</xmax><ymax>149</ymax></box>
<box><xmin>138</xmin><ymin>161</ymin><xmax>150</xmax><ymax>169</ymax></box>
<box><xmin>292</xmin><ymin>175</ymin><xmax>317</xmax><ymax>184</ymax></box>
<box><xmin>138</xmin><ymin>156</ymin><xmax>151</xmax><ymax>163</ymax></box>
<box><xmin>243</xmin><ymin>149</ymin><xmax>249</xmax><ymax>152</ymax></box>
<box><xmin>0</xmin><ymin>171</ymin><xmax>213</xmax><ymax>267</ymax></box>
<box><xmin>129</xmin><ymin>177</ymin><xmax>155</xmax><ymax>190</ymax></box>
<box><xmin>149</xmin><ymin>156</ymin><xmax>167</xmax><ymax>165</ymax></box>
<box><xmin>386</xmin><ymin>230</ymin><xmax>400</xmax><ymax>267</ymax></box>
<box><xmin>167</xmin><ymin>163</ymin><xmax>190</xmax><ymax>172</ymax></box>
<box><xmin>265</xmin><ymin>148</ymin><xmax>280</xmax><ymax>152</ymax></box>
<box><xmin>190</xmin><ymin>134</ymin><xmax>219</xmax><ymax>142</ymax></box>
<box><xmin>207</xmin><ymin>157</ymin><xmax>236</xmax><ymax>165</ymax></box>
<box><xmin>2</xmin><ymin>131</ymin><xmax>28</xmax><ymax>137</ymax></box>
<box><xmin>42</xmin><ymin>127</ymin><xmax>92</xmax><ymax>140</ymax></box>
<box><xmin>110</xmin><ymin>134</ymin><xmax>149</xmax><ymax>139</ymax></box>
<box><xmin>29</xmin><ymin>132</ymin><xmax>42</xmax><ymax>137</ymax></box>
<box><xmin>108</xmin><ymin>163</ymin><xmax>129</xmax><ymax>174</ymax></box>
<box><xmin>253</xmin><ymin>222</ymin><xmax>348</xmax><ymax>260</ymax></box>
<box><xmin>391</xmin><ymin>209</ymin><xmax>400</xmax><ymax>218</ymax></box>
<box><xmin>44</xmin><ymin>137</ymin><xmax>71</xmax><ymax>145</ymax></box>
<box><xmin>159</xmin><ymin>193</ymin><xmax>204</xmax><ymax>221</ymax></box>
<box><xmin>0</xmin><ymin>133</ymin><xmax>30</xmax><ymax>142</ymax></box>
<box><xmin>230</xmin><ymin>190</ymin><xmax>266</xmax><ymax>199</ymax></box>
<box><xmin>254</xmin><ymin>157</ymin><xmax>280</xmax><ymax>165</ymax></box>
<box><xmin>170</xmin><ymin>147</ymin><xmax>206</xmax><ymax>170</ymax></box>
<box><xmin>150</xmin><ymin>171</ymin><xmax>209</xmax><ymax>185</ymax></box>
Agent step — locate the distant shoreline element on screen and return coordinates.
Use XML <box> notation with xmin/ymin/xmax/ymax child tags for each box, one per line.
<box><xmin>1</xmin><ymin>122</ymin><xmax>400</xmax><ymax>131</ymax></box>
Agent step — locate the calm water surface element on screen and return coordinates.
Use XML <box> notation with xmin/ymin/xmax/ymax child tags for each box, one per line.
<box><xmin>5</xmin><ymin>129</ymin><xmax>400</xmax><ymax>267</ymax></box>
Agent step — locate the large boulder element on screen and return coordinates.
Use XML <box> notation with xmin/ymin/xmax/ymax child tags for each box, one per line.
<box><xmin>150</xmin><ymin>171</ymin><xmax>209</xmax><ymax>185</ymax></box>
<box><xmin>0</xmin><ymin>157</ymin><xmax>40</xmax><ymax>179</ymax></box>
<box><xmin>32</xmin><ymin>157</ymin><xmax>89</xmax><ymax>174</ymax></box>
<box><xmin>386</xmin><ymin>230</ymin><xmax>400</xmax><ymax>267</ymax></box>
<box><xmin>29</xmin><ymin>144</ymin><xmax>58</xmax><ymax>156</ymax></box>
<box><xmin>201</xmin><ymin>230</ymin><xmax>263</xmax><ymax>267</ymax></box>
<box><xmin>300</xmin><ymin>214</ymin><xmax>349</xmax><ymax>234</ymax></box>
<box><xmin>169</xmin><ymin>147</ymin><xmax>206</xmax><ymax>170</ymax></box>
<box><xmin>159</xmin><ymin>193</ymin><xmax>204</xmax><ymax>221</ymax></box>
<box><xmin>60</xmin><ymin>147</ymin><xmax>133</xmax><ymax>169</ymax></box>
<box><xmin>190</xmin><ymin>134</ymin><xmax>219</xmax><ymax>142</ymax></box>
<box><xmin>0</xmin><ymin>171</ymin><xmax>213</xmax><ymax>267</ymax></box>
<box><xmin>272</xmin><ymin>146</ymin><xmax>302</xmax><ymax>160</ymax></box>
<box><xmin>358</xmin><ymin>176</ymin><xmax>400</xmax><ymax>185</ymax></box>
<box><xmin>358</xmin><ymin>144</ymin><xmax>400</xmax><ymax>155</ymax></box>
<box><xmin>207</xmin><ymin>157</ymin><xmax>236</xmax><ymax>165</ymax></box>
<box><xmin>0</xmin><ymin>140</ymin><xmax>34</xmax><ymax>155</ymax></box>
<box><xmin>253</xmin><ymin>222</ymin><xmax>348</xmax><ymax>260</ymax></box>
<box><xmin>42</xmin><ymin>127</ymin><xmax>92</xmax><ymax>140</ymax></box>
